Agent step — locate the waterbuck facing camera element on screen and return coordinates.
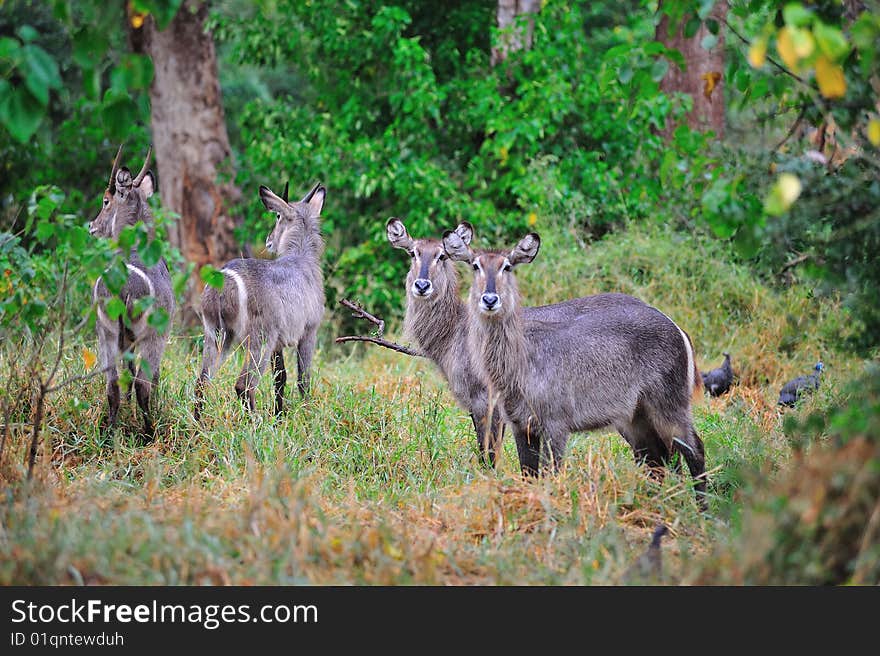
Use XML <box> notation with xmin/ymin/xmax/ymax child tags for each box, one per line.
<box><xmin>442</xmin><ymin>229</ymin><xmax>708</xmax><ymax>508</ymax></box>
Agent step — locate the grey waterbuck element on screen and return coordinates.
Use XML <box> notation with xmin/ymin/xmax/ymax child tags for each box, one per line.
<box><xmin>386</xmin><ymin>218</ymin><xmax>505</xmax><ymax>464</ymax></box>
<box><xmin>89</xmin><ymin>145</ymin><xmax>176</xmax><ymax>440</ymax></box>
<box><xmin>442</xmin><ymin>229</ymin><xmax>707</xmax><ymax>506</ymax></box>
<box><xmin>194</xmin><ymin>182</ymin><xmax>326</xmax><ymax>418</ymax></box>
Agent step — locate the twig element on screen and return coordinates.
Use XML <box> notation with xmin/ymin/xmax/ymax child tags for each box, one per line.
<box><xmin>722</xmin><ymin>17</ymin><xmax>805</xmax><ymax>85</ymax></box>
<box><xmin>778</xmin><ymin>253</ymin><xmax>810</xmax><ymax>275</ymax></box>
<box><xmin>335</xmin><ymin>298</ymin><xmax>424</xmax><ymax>358</ymax></box>
<box><xmin>340</xmin><ymin>298</ymin><xmax>385</xmax><ymax>336</ymax></box>
<box><xmin>773</xmin><ymin>105</ymin><xmax>808</xmax><ymax>152</ymax></box>
<box><xmin>335</xmin><ymin>335</ymin><xmax>424</xmax><ymax>358</ymax></box>
<box><xmin>45</xmin><ymin>365</ymin><xmax>114</xmax><ymax>395</ymax></box>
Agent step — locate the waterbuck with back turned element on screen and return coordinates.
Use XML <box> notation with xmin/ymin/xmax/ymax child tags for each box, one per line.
<box><xmin>89</xmin><ymin>145</ymin><xmax>175</xmax><ymax>440</ymax></box>
<box><xmin>194</xmin><ymin>182</ymin><xmax>325</xmax><ymax>418</ymax></box>
<box><xmin>442</xmin><ymin>229</ymin><xmax>707</xmax><ymax>506</ymax></box>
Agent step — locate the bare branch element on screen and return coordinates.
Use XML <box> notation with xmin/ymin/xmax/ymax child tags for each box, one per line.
<box><xmin>340</xmin><ymin>298</ymin><xmax>385</xmax><ymax>336</ymax></box>
<box><xmin>773</xmin><ymin>104</ymin><xmax>808</xmax><ymax>153</ymax></box>
<box><xmin>722</xmin><ymin>17</ymin><xmax>805</xmax><ymax>85</ymax></box>
<box><xmin>335</xmin><ymin>335</ymin><xmax>424</xmax><ymax>358</ymax></box>
<box><xmin>45</xmin><ymin>365</ymin><xmax>114</xmax><ymax>395</ymax></box>
<box><xmin>335</xmin><ymin>298</ymin><xmax>424</xmax><ymax>358</ymax></box>
<box><xmin>778</xmin><ymin>253</ymin><xmax>810</xmax><ymax>275</ymax></box>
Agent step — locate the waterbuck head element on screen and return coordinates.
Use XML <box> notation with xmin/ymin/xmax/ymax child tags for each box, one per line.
<box><xmin>442</xmin><ymin>230</ymin><xmax>540</xmax><ymax>318</ymax></box>
<box><xmin>386</xmin><ymin>219</ymin><xmax>473</xmax><ymax>303</ymax></box>
<box><xmin>260</xmin><ymin>181</ymin><xmax>326</xmax><ymax>256</ymax></box>
<box><xmin>89</xmin><ymin>145</ymin><xmax>156</xmax><ymax>239</ymax></box>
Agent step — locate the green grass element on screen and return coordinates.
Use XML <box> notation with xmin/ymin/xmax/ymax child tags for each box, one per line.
<box><xmin>0</xmin><ymin>224</ymin><xmax>867</xmax><ymax>585</ymax></box>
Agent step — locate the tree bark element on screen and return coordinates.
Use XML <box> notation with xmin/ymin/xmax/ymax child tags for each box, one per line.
<box><xmin>132</xmin><ymin>1</ymin><xmax>243</xmax><ymax>322</ymax></box>
<box><xmin>656</xmin><ymin>0</ymin><xmax>728</xmax><ymax>139</ymax></box>
<box><xmin>491</xmin><ymin>0</ymin><xmax>541</xmax><ymax>66</ymax></box>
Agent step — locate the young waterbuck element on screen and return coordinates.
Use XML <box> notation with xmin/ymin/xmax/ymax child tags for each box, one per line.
<box><xmin>442</xmin><ymin>229</ymin><xmax>707</xmax><ymax>506</ymax></box>
<box><xmin>89</xmin><ymin>145</ymin><xmax>176</xmax><ymax>440</ymax></box>
<box><xmin>194</xmin><ymin>182</ymin><xmax>326</xmax><ymax>418</ymax></box>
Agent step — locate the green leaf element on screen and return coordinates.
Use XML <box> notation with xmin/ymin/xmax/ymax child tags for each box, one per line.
<box><xmin>813</xmin><ymin>21</ymin><xmax>850</xmax><ymax>62</ymax></box>
<box><xmin>684</xmin><ymin>17</ymin><xmax>702</xmax><ymax>39</ymax></box>
<box><xmin>105</xmin><ymin>297</ymin><xmax>126</xmax><ymax>320</ymax></box>
<box><xmin>147</xmin><ymin>307</ymin><xmax>170</xmax><ymax>334</ymax></box>
<box><xmin>16</xmin><ymin>25</ymin><xmax>38</xmax><ymax>43</ymax></box>
<box><xmin>35</xmin><ymin>196</ymin><xmax>57</xmax><ymax>220</ymax></box>
<box><xmin>705</xmin><ymin>19</ymin><xmax>719</xmax><ymax>35</ymax></box>
<box><xmin>0</xmin><ymin>86</ymin><xmax>44</xmax><ymax>144</ymax></box>
<box><xmin>0</xmin><ymin>36</ymin><xmax>21</xmax><ymax>60</ymax></box>
<box><xmin>140</xmin><ymin>239</ymin><xmax>163</xmax><ymax>267</ymax></box>
<box><xmin>782</xmin><ymin>3</ymin><xmax>812</xmax><ymax>27</ymax></box>
<box><xmin>36</xmin><ymin>220</ymin><xmax>55</xmax><ymax>240</ymax></box>
<box><xmin>617</xmin><ymin>64</ymin><xmax>633</xmax><ymax>84</ymax></box>
<box><xmin>101</xmin><ymin>93</ymin><xmax>138</xmax><ymax>141</ymax></box>
<box><xmin>700</xmin><ymin>34</ymin><xmax>718</xmax><ymax>50</ymax></box>
<box><xmin>200</xmin><ymin>264</ymin><xmax>225</xmax><ymax>290</ymax></box>
<box><xmin>22</xmin><ymin>44</ymin><xmax>62</xmax><ymax>92</ymax></box>
<box><xmin>73</xmin><ymin>27</ymin><xmax>110</xmax><ymax>69</ymax></box>
<box><xmin>650</xmin><ymin>58</ymin><xmax>669</xmax><ymax>83</ymax></box>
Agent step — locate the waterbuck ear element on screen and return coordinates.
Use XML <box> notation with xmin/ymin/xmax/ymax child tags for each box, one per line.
<box><xmin>509</xmin><ymin>233</ymin><xmax>540</xmax><ymax>266</ymax></box>
<box><xmin>137</xmin><ymin>170</ymin><xmax>157</xmax><ymax>198</ymax></box>
<box><xmin>115</xmin><ymin>167</ymin><xmax>133</xmax><ymax>192</ymax></box>
<box><xmin>386</xmin><ymin>217</ymin><xmax>414</xmax><ymax>252</ymax></box>
<box><xmin>441</xmin><ymin>229</ymin><xmax>474</xmax><ymax>263</ymax></box>
<box><xmin>259</xmin><ymin>185</ymin><xmax>286</xmax><ymax>213</ymax></box>
<box><xmin>453</xmin><ymin>221</ymin><xmax>474</xmax><ymax>245</ymax></box>
<box><xmin>303</xmin><ymin>184</ymin><xmax>326</xmax><ymax>217</ymax></box>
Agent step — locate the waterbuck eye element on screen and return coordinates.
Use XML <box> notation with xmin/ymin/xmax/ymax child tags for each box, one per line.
<box><xmin>472</xmin><ymin>263</ymin><xmax>479</xmax><ymax>271</ymax></box>
<box><xmin>503</xmin><ymin>263</ymin><xmax>512</xmax><ymax>272</ymax></box>
<box><xmin>437</xmin><ymin>253</ymin><xmax>447</xmax><ymax>262</ymax></box>
<box><xmin>103</xmin><ymin>198</ymin><xmax>109</xmax><ymax>207</ymax></box>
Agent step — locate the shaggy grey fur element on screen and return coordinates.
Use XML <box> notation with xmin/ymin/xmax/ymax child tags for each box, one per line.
<box><xmin>89</xmin><ymin>148</ymin><xmax>175</xmax><ymax>440</ymax></box>
<box><xmin>442</xmin><ymin>230</ymin><xmax>707</xmax><ymax>506</ymax></box>
<box><xmin>195</xmin><ymin>182</ymin><xmax>325</xmax><ymax>417</ymax></box>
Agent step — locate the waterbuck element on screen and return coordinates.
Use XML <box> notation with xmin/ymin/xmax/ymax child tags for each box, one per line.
<box><xmin>386</xmin><ymin>219</ymin><xmax>605</xmax><ymax>466</ymax></box>
<box><xmin>194</xmin><ymin>182</ymin><xmax>325</xmax><ymax>418</ymax></box>
<box><xmin>89</xmin><ymin>145</ymin><xmax>176</xmax><ymax>440</ymax></box>
<box><xmin>386</xmin><ymin>218</ymin><xmax>505</xmax><ymax>464</ymax></box>
<box><xmin>441</xmin><ymin>229</ymin><xmax>707</xmax><ymax>506</ymax></box>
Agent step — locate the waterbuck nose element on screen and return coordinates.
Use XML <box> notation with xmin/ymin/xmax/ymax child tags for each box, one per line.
<box><xmin>481</xmin><ymin>293</ymin><xmax>499</xmax><ymax>310</ymax></box>
<box><xmin>413</xmin><ymin>278</ymin><xmax>432</xmax><ymax>295</ymax></box>
<box><xmin>88</xmin><ymin>223</ymin><xmax>97</xmax><ymax>235</ymax></box>
<box><xmin>265</xmin><ymin>237</ymin><xmax>274</xmax><ymax>252</ymax></box>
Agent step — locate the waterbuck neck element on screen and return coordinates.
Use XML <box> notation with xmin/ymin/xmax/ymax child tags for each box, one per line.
<box><xmin>470</xmin><ymin>304</ymin><xmax>529</xmax><ymax>420</ymax></box>
<box><xmin>277</xmin><ymin>216</ymin><xmax>324</xmax><ymax>259</ymax></box>
<box><xmin>404</xmin><ymin>278</ymin><xmax>466</xmax><ymax>363</ymax></box>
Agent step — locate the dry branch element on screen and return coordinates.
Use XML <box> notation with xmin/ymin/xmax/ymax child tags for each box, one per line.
<box><xmin>335</xmin><ymin>298</ymin><xmax>424</xmax><ymax>358</ymax></box>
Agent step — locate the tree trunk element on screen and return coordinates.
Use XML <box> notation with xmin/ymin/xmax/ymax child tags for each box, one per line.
<box><xmin>656</xmin><ymin>1</ymin><xmax>727</xmax><ymax>138</ymax></box>
<box><xmin>132</xmin><ymin>1</ymin><xmax>243</xmax><ymax>323</ymax></box>
<box><xmin>491</xmin><ymin>0</ymin><xmax>541</xmax><ymax>66</ymax></box>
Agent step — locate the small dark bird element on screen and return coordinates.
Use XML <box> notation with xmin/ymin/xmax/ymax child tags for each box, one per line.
<box><xmin>701</xmin><ymin>352</ymin><xmax>734</xmax><ymax>397</ymax></box>
<box><xmin>778</xmin><ymin>361</ymin><xmax>824</xmax><ymax>407</ymax></box>
<box><xmin>624</xmin><ymin>524</ymin><xmax>668</xmax><ymax>584</ymax></box>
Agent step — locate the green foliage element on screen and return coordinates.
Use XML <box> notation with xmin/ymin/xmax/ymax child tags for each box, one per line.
<box><xmin>213</xmin><ymin>1</ymin><xmax>708</xmax><ymax>322</ymax></box>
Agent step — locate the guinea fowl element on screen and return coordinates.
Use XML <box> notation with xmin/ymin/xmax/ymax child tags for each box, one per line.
<box><xmin>624</xmin><ymin>524</ymin><xmax>669</xmax><ymax>584</ymax></box>
<box><xmin>778</xmin><ymin>361</ymin><xmax>824</xmax><ymax>407</ymax></box>
<box><xmin>701</xmin><ymin>352</ymin><xmax>734</xmax><ymax>397</ymax></box>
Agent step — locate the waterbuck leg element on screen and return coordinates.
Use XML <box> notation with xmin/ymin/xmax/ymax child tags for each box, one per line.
<box><xmin>98</xmin><ymin>326</ymin><xmax>120</xmax><ymax>436</ymax></box>
<box><xmin>672</xmin><ymin>424</ymin><xmax>708</xmax><ymax>511</ymax></box>
<box><xmin>195</xmin><ymin>328</ymin><xmax>226</xmax><ymax>422</ymax></box>
<box><xmin>235</xmin><ymin>337</ymin><xmax>274</xmax><ymax>413</ymax></box>
<box><xmin>513</xmin><ymin>424</ymin><xmax>541</xmax><ymax>477</ymax></box>
<box><xmin>135</xmin><ymin>347</ymin><xmax>163</xmax><ymax>443</ymax></box>
<box><xmin>471</xmin><ymin>411</ymin><xmax>503</xmax><ymax>468</ymax></box>
<box><xmin>272</xmin><ymin>349</ymin><xmax>286</xmax><ymax>415</ymax></box>
<box><xmin>296</xmin><ymin>324</ymin><xmax>319</xmax><ymax>399</ymax></box>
